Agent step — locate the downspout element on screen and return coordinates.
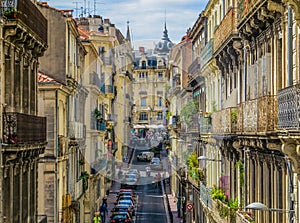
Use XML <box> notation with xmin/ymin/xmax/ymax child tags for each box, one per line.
<box><xmin>55</xmin><ymin>89</ymin><xmax>59</xmax><ymax>223</ymax></box>
<box><xmin>243</xmin><ymin>42</ymin><xmax>247</xmax><ymax>102</ymax></box>
<box><xmin>287</xmin><ymin>6</ymin><xmax>293</xmax><ymax>87</ymax></box>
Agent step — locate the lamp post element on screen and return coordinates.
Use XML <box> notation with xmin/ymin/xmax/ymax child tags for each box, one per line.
<box><xmin>245</xmin><ymin>202</ymin><xmax>295</xmax><ymax>223</ymax></box>
<box><xmin>197</xmin><ymin>155</ymin><xmax>222</xmax><ymax>190</ymax></box>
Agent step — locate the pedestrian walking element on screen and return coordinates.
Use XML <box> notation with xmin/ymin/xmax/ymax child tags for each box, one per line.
<box><xmin>99</xmin><ymin>203</ymin><xmax>108</xmax><ymax>223</ymax></box>
<box><xmin>93</xmin><ymin>213</ymin><xmax>101</xmax><ymax>223</ymax></box>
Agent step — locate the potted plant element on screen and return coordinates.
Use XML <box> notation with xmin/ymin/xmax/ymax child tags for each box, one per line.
<box><xmin>93</xmin><ymin>108</ymin><xmax>103</xmax><ymax>121</ymax></box>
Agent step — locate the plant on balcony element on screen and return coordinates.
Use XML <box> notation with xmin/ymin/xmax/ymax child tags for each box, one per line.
<box><xmin>180</xmin><ymin>100</ymin><xmax>199</xmax><ymax>126</ymax></box>
<box><xmin>211</xmin><ymin>185</ymin><xmax>226</xmax><ymax>202</ymax></box>
<box><xmin>79</xmin><ymin>159</ymin><xmax>85</xmax><ymax>165</ymax></box>
<box><xmin>80</xmin><ymin>171</ymin><xmax>89</xmax><ymax>191</ymax></box>
<box><xmin>231</xmin><ymin>108</ymin><xmax>238</xmax><ymax>124</ymax></box>
<box><xmin>4</xmin><ymin>9</ymin><xmax>22</xmax><ymax>19</ymax></box>
<box><xmin>93</xmin><ymin>108</ymin><xmax>103</xmax><ymax>121</ymax></box>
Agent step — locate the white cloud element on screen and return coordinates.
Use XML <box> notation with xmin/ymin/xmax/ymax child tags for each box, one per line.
<box><xmin>45</xmin><ymin>0</ymin><xmax>208</xmax><ymax>46</ymax></box>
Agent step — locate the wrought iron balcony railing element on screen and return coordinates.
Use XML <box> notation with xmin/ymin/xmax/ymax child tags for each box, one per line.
<box><xmin>278</xmin><ymin>83</ymin><xmax>300</xmax><ymax>130</ymax></box>
<box><xmin>200</xmin><ymin>39</ymin><xmax>214</xmax><ymax>68</ymax></box>
<box><xmin>212</xmin><ymin>107</ymin><xmax>237</xmax><ymax>134</ymax></box>
<box><xmin>188</xmin><ymin>57</ymin><xmax>200</xmax><ymax>77</ymax></box>
<box><xmin>199</xmin><ymin>182</ymin><xmax>212</xmax><ymax>209</ymax></box>
<box><xmin>2</xmin><ymin>0</ymin><xmax>47</xmax><ymax>43</ymax></box>
<box><xmin>69</xmin><ymin>121</ymin><xmax>86</xmax><ymax>139</ymax></box>
<box><xmin>3</xmin><ymin>112</ymin><xmax>46</xmax><ymax>144</ymax></box>
<box><xmin>237</xmin><ymin>95</ymin><xmax>278</xmax><ymax>132</ymax></box>
<box><xmin>214</xmin><ymin>7</ymin><xmax>238</xmax><ymax>52</ymax></box>
<box><xmin>89</xmin><ymin>72</ymin><xmax>102</xmax><ymax>88</ymax></box>
<box><xmin>199</xmin><ymin>115</ymin><xmax>212</xmax><ymax>134</ymax></box>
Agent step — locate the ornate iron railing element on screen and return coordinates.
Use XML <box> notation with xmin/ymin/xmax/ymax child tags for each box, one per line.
<box><xmin>188</xmin><ymin>57</ymin><xmax>200</xmax><ymax>77</ymax></box>
<box><xmin>238</xmin><ymin>95</ymin><xmax>277</xmax><ymax>132</ymax></box>
<box><xmin>3</xmin><ymin>112</ymin><xmax>46</xmax><ymax>144</ymax></box>
<box><xmin>214</xmin><ymin>7</ymin><xmax>238</xmax><ymax>51</ymax></box>
<box><xmin>200</xmin><ymin>39</ymin><xmax>214</xmax><ymax>68</ymax></box>
<box><xmin>199</xmin><ymin>116</ymin><xmax>212</xmax><ymax>134</ymax></box>
<box><xmin>89</xmin><ymin>72</ymin><xmax>101</xmax><ymax>88</ymax></box>
<box><xmin>236</xmin><ymin>211</ymin><xmax>254</xmax><ymax>223</ymax></box>
<box><xmin>1</xmin><ymin>0</ymin><xmax>47</xmax><ymax>43</ymax></box>
<box><xmin>69</xmin><ymin>121</ymin><xmax>86</xmax><ymax>139</ymax></box>
<box><xmin>212</xmin><ymin>107</ymin><xmax>237</xmax><ymax>134</ymax></box>
<box><xmin>199</xmin><ymin>182</ymin><xmax>212</xmax><ymax>209</ymax></box>
<box><xmin>278</xmin><ymin>83</ymin><xmax>300</xmax><ymax>130</ymax></box>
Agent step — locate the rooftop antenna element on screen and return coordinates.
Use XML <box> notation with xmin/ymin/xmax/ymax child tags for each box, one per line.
<box><xmin>73</xmin><ymin>1</ymin><xmax>81</xmax><ymax>18</ymax></box>
<box><xmin>93</xmin><ymin>0</ymin><xmax>105</xmax><ymax>16</ymax></box>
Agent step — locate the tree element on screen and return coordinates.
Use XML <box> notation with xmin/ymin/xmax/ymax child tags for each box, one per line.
<box><xmin>180</xmin><ymin>100</ymin><xmax>199</xmax><ymax>126</ymax></box>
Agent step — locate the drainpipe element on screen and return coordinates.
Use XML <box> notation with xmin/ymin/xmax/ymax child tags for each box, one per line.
<box><xmin>287</xmin><ymin>158</ymin><xmax>294</xmax><ymax>223</ymax></box>
<box><xmin>0</xmin><ymin>17</ymin><xmax>3</xmax><ymax>223</ymax></box>
<box><xmin>55</xmin><ymin>89</ymin><xmax>59</xmax><ymax>223</ymax></box>
<box><xmin>287</xmin><ymin>6</ymin><xmax>293</xmax><ymax>87</ymax></box>
<box><xmin>243</xmin><ymin>42</ymin><xmax>247</xmax><ymax>102</ymax></box>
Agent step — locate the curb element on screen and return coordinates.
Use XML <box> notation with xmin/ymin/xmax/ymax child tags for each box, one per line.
<box><xmin>162</xmin><ymin>179</ymin><xmax>172</xmax><ymax>223</ymax></box>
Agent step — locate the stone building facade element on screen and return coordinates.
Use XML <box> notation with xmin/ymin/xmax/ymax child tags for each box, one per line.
<box><xmin>0</xmin><ymin>0</ymin><xmax>48</xmax><ymax>222</ymax></box>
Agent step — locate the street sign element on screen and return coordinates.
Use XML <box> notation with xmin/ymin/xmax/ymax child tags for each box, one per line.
<box><xmin>186</xmin><ymin>202</ymin><xmax>194</xmax><ymax>211</ymax></box>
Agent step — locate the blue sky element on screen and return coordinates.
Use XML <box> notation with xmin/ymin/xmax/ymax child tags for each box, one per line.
<box><xmin>46</xmin><ymin>0</ymin><xmax>209</xmax><ymax>49</ymax></box>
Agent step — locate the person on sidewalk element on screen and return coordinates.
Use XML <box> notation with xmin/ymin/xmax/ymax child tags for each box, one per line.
<box><xmin>99</xmin><ymin>203</ymin><xmax>108</xmax><ymax>223</ymax></box>
<box><xmin>93</xmin><ymin>213</ymin><xmax>101</xmax><ymax>223</ymax></box>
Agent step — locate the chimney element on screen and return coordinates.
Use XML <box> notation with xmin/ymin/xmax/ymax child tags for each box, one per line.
<box><xmin>139</xmin><ymin>47</ymin><xmax>145</xmax><ymax>53</ymax></box>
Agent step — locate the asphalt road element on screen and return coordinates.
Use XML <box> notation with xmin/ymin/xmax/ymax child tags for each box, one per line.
<box><xmin>131</xmin><ymin>144</ymin><xmax>168</xmax><ymax>223</ymax></box>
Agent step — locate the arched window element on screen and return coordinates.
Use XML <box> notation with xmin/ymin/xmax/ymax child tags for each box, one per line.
<box><xmin>141</xmin><ymin>61</ymin><xmax>146</xmax><ymax>69</ymax></box>
<box><xmin>141</xmin><ymin>97</ymin><xmax>146</xmax><ymax>106</ymax></box>
<box><xmin>158</xmin><ymin>97</ymin><xmax>163</xmax><ymax>106</ymax></box>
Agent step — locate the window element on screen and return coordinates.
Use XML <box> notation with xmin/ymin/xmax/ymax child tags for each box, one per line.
<box><xmin>141</xmin><ymin>98</ymin><xmax>146</xmax><ymax>106</ymax></box>
<box><xmin>141</xmin><ymin>61</ymin><xmax>146</xmax><ymax>69</ymax></box>
<box><xmin>158</xmin><ymin>72</ymin><xmax>163</xmax><ymax>78</ymax></box>
<box><xmin>158</xmin><ymin>97</ymin><xmax>163</xmax><ymax>106</ymax></box>
<box><xmin>157</xmin><ymin>112</ymin><xmax>163</xmax><ymax>120</ymax></box>
<box><xmin>139</xmin><ymin>112</ymin><xmax>148</xmax><ymax>120</ymax></box>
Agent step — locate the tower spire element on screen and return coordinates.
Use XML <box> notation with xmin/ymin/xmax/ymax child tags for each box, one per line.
<box><xmin>126</xmin><ymin>21</ymin><xmax>131</xmax><ymax>42</ymax></box>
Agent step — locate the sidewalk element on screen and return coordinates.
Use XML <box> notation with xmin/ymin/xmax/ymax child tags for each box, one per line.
<box><xmin>163</xmin><ymin>179</ymin><xmax>182</xmax><ymax>223</ymax></box>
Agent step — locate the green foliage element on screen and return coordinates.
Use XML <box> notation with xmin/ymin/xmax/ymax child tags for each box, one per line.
<box><xmin>188</xmin><ymin>152</ymin><xmax>198</xmax><ymax>168</ymax></box>
<box><xmin>235</xmin><ymin>161</ymin><xmax>244</xmax><ymax>187</ymax></box>
<box><xmin>231</xmin><ymin>109</ymin><xmax>238</xmax><ymax>124</ymax></box>
<box><xmin>180</xmin><ymin>100</ymin><xmax>199</xmax><ymax>125</ymax></box>
<box><xmin>93</xmin><ymin>108</ymin><xmax>103</xmax><ymax>120</ymax></box>
<box><xmin>211</xmin><ymin>185</ymin><xmax>226</xmax><ymax>202</ymax></box>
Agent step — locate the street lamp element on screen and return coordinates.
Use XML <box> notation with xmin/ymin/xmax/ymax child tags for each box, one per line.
<box><xmin>197</xmin><ymin>155</ymin><xmax>221</xmax><ymax>162</ymax></box>
<box><xmin>245</xmin><ymin>202</ymin><xmax>295</xmax><ymax>222</ymax></box>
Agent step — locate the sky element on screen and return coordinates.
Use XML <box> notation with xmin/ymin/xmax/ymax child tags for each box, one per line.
<box><xmin>45</xmin><ymin>0</ymin><xmax>209</xmax><ymax>49</ymax></box>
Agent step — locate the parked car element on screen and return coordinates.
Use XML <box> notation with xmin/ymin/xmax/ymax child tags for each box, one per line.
<box><xmin>121</xmin><ymin>173</ymin><xmax>138</xmax><ymax>189</ymax></box>
<box><xmin>110</xmin><ymin>211</ymin><xmax>132</xmax><ymax>223</ymax></box>
<box><xmin>117</xmin><ymin>195</ymin><xmax>136</xmax><ymax>204</ymax></box>
<box><xmin>127</xmin><ymin>169</ymin><xmax>141</xmax><ymax>178</ymax></box>
<box><xmin>150</xmin><ymin>157</ymin><xmax>163</xmax><ymax>170</ymax></box>
<box><xmin>111</xmin><ymin>205</ymin><xmax>132</xmax><ymax>218</ymax></box>
<box><xmin>137</xmin><ymin>151</ymin><xmax>154</xmax><ymax>161</ymax></box>
<box><xmin>116</xmin><ymin>199</ymin><xmax>136</xmax><ymax>216</ymax></box>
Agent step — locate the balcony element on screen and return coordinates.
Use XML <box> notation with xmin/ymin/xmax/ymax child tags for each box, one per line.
<box><xmin>211</xmin><ymin>199</ymin><xmax>236</xmax><ymax>223</ymax></box>
<box><xmin>97</xmin><ymin>121</ymin><xmax>106</xmax><ymax>131</ymax></box>
<box><xmin>101</xmin><ymin>85</ymin><xmax>115</xmax><ymax>95</ymax></box>
<box><xmin>188</xmin><ymin>57</ymin><xmax>200</xmax><ymax>77</ymax></box>
<box><xmin>214</xmin><ymin>7</ymin><xmax>238</xmax><ymax>52</ymax></box>
<box><xmin>237</xmin><ymin>0</ymin><xmax>262</xmax><ymax>22</ymax></box>
<box><xmin>106</xmin><ymin>114</ymin><xmax>118</xmax><ymax>122</ymax></box>
<box><xmin>212</xmin><ymin>107</ymin><xmax>237</xmax><ymax>134</ymax></box>
<box><xmin>2</xmin><ymin>0</ymin><xmax>47</xmax><ymax>43</ymax></box>
<box><xmin>74</xmin><ymin>178</ymin><xmax>84</xmax><ymax>200</ymax></box>
<box><xmin>89</xmin><ymin>72</ymin><xmax>101</xmax><ymax>88</ymax></box>
<box><xmin>69</xmin><ymin>121</ymin><xmax>86</xmax><ymax>139</ymax></box>
<box><xmin>200</xmin><ymin>39</ymin><xmax>214</xmax><ymax>68</ymax></box>
<box><xmin>278</xmin><ymin>83</ymin><xmax>300</xmax><ymax>130</ymax></box>
<box><xmin>199</xmin><ymin>182</ymin><xmax>212</xmax><ymax>209</ymax></box>
<box><xmin>3</xmin><ymin>112</ymin><xmax>46</xmax><ymax>145</ymax></box>
<box><xmin>237</xmin><ymin>95</ymin><xmax>278</xmax><ymax>132</ymax></box>
<box><xmin>199</xmin><ymin>115</ymin><xmax>212</xmax><ymax>134</ymax></box>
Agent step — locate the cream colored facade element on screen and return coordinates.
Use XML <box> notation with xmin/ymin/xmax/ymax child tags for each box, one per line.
<box><xmin>170</xmin><ymin>1</ymin><xmax>300</xmax><ymax>223</ymax></box>
<box><xmin>37</xmin><ymin>3</ymin><xmax>88</xmax><ymax>223</ymax></box>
